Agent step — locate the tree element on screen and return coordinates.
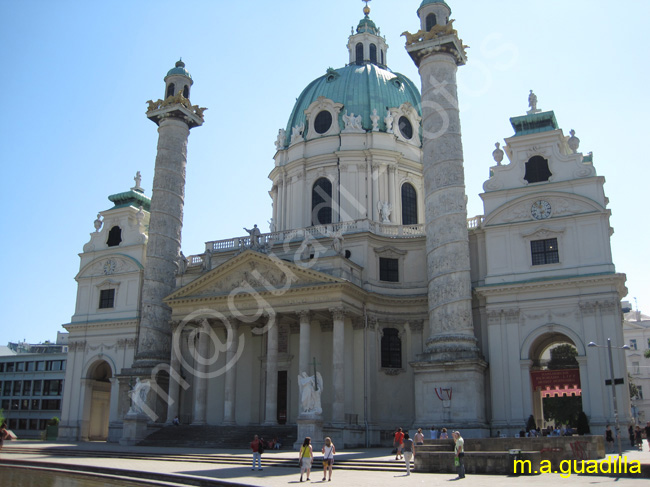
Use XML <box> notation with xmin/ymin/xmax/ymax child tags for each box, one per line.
<box><xmin>576</xmin><ymin>411</ymin><xmax>591</xmax><ymax>435</ymax></box>
<box><xmin>547</xmin><ymin>344</ymin><xmax>579</xmax><ymax>369</ymax></box>
<box><xmin>644</xmin><ymin>349</ymin><xmax>650</xmax><ymax>359</ymax></box>
<box><xmin>629</xmin><ymin>373</ymin><xmax>640</xmax><ymax>399</ymax></box>
<box><xmin>0</xmin><ymin>408</ymin><xmax>4</xmax><ymax>426</ymax></box>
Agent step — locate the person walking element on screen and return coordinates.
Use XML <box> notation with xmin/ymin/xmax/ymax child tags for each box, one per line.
<box><xmin>250</xmin><ymin>434</ymin><xmax>263</xmax><ymax>471</ymax></box>
<box><xmin>634</xmin><ymin>425</ymin><xmax>643</xmax><ymax>451</ymax></box>
<box><xmin>452</xmin><ymin>430</ymin><xmax>465</xmax><ymax>479</ymax></box>
<box><xmin>322</xmin><ymin>436</ymin><xmax>336</xmax><ymax>481</ymax></box>
<box><xmin>299</xmin><ymin>437</ymin><xmax>313</xmax><ymax>482</ymax></box>
<box><xmin>394</xmin><ymin>427</ymin><xmax>405</xmax><ymax>460</ymax></box>
<box><xmin>628</xmin><ymin>424</ymin><xmax>635</xmax><ymax>448</ymax></box>
<box><xmin>402</xmin><ymin>432</ymin><xmax>415</xmax><ymax>475</ymax></box>
<box><xmin>0</xmin><ymin>422</ymin><xmax>10</xmax><ymax>452</ymax></box>
<box><xmin>605</xmin><ymin>425</ymin><xmax>614</xmax><ymax>454</ymax></box>
<box><xmin>645</xmin><ymin>422</ymin><xmax>650</xmax><ymax>452</ymax></box>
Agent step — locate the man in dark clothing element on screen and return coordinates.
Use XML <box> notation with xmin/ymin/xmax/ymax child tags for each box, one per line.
<box><xmin>645</xmin><ymin>422</ymin><xmax>650</xmax><ymax>451</ymax></box>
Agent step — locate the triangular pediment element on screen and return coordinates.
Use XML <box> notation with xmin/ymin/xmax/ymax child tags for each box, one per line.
<box><xmin>166</xmin><ymin>250</ymin><xmax>346</xmax><ymax>301</ymax></box>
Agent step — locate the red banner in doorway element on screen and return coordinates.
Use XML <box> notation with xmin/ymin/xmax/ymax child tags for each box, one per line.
<box><xmin>530</xmin><ymin>369</ymin><xmax>581</xmax><ymax>389</ymax></box>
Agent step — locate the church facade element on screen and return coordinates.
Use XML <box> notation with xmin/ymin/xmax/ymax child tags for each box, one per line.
<box><xmin>58</xmin><ymin>1</ymin><xmax>631</xmax><ymax>445</ymax></box>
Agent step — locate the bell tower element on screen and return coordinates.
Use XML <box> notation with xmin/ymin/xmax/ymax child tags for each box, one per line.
<box><xmin>404</xmin><ymin>1</ymin><xmax>488</xmax><ymax>434</ymax></box>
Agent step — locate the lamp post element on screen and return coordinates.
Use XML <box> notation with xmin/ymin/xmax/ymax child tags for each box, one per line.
<box><xmin>588</xmin><ymin>338</ymin><xmax>630</xmax><ymax>457</ymax></box>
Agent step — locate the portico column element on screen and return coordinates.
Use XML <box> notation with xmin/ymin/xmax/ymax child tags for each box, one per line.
<box><xmin>298</xmin><ymin>310</ymin><xmax>311</xmax><ymax>375</ymax></box>
<box><xmin>331</xmin><ymin>308</ymin><xmax>346</xmax><ymax>425</ymax></box>
<box><xmin>264</xmin><ymin>319</ymin><xmax>279</xmax><ymax>425</ymax></box>
<box><xmin>165</xmin><ymin>324</ymin><xmax>182</xmax><ymax>424</ymax></box>
<box><xmin>192</xmin><ymin>322</ymin><xmax>209</xmax><ymax>425</ymax></box>
<box><xmin>223</xmin><ymin>320</ymin><xmax>240</xmax><ymax>425</ymax></box>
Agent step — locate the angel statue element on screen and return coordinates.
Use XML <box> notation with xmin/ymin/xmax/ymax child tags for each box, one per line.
<box><xmin>378</xmin><ymin>201</ymin><xmax>393</xmax><ymax>223</ymax></box>
<box><xmin>298</xmin><ymin>371</ymin><xmax>323</xmax><ymax>415</ymax></box>
<box><xmin>128</xmin><ymin>378</ymin><xmax>150</xmax><ymax>415</ymax></box>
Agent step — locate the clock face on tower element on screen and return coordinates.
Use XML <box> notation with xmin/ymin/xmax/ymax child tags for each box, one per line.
<box><xmin>531</xmin><ymin>200</ymin><xmax>552</xmax><ymax>220</ymax></box>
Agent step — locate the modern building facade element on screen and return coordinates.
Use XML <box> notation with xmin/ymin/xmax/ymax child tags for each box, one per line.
<box><xmin>58</xmin><ymin>1</ymin><xmax>631</xmax><ymax>445</ymax></box>
<box><xmin>0</xmin><ymin>335</ymin><xmax>68</xmax><ymax>439</ymax></box>
<box><xmin>623</xmin><ymin>304</ymin><xmax>650</xmax><ymax>424</ymax></box>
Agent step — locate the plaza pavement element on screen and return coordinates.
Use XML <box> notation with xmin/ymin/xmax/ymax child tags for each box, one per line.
<box><xmin>0</xmin><ymin>440</ymin><xmax>649</xmax><ymax>486</ymax></box>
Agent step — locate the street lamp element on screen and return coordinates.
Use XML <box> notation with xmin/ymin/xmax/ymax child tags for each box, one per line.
<box><xmin>588</xmin><ymin>338</ymin><xmax>630</xmax><ymax>457</ymax></box>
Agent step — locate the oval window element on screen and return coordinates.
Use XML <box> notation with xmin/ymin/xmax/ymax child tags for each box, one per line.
<box><xmin>398</xmin><ymin>116</ymin><xmax>413</xmax><ymax>140</ymax></box>
<box><xmin>314</xmin><ymin>110</ymin><xmax>333</xmax><ymax>134</ymax></box>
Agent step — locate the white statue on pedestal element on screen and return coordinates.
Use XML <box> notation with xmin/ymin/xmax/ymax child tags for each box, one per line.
<box><xmin>128</xmin><ymin>378</ymin><xmax>150</xmax><ymax>415</ymax></box>
<box><xmin>298</xmin><ymin>371</ymin><xmax>323</xmax><ymax>415</ymax></box>
<box><xmin>378</xmin><ymin>201</ymin><xmax>393</xmax><ymax>223</ymax></box>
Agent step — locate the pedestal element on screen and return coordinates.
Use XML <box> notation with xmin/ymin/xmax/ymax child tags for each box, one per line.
<box><xmin>120</xmin><ymin>411</ymin><xmax>150</xmax><ymax>446</ymax></box>
<box><xmin>295</xmin><ymin>415</ymin><xmax>324</xmax><ymax>450</ymax></box>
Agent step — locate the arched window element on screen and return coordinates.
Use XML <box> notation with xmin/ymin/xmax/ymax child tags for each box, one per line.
<box><xmin>355</xmin><ymin>43</ymin><xmax>364</xmax><ymax>65</ymax></box>
<box><xmin>106</xmin><ymin>226</ymin><xmax>122</xmax><ymax>247</ymax></box>
<box><xmin>381</xmin><ymin>328</ymin><xmax>402</xmax><ymax>369</ymax></box>
<box><xmin>370</xmin><ymin>44</ymin><xmax>377</xmax><ymax>64</ymax></box>
<box><xmin>312</xmin><ymin>178</ymin><xmax>332</xmax><ymax>226</ymax></box>
<box><xmin>381</xmin><ymin>50</ymin><xmax>384</xmax><ymax>65</ymax></box>
<box><xmin>182</xmin><ymin>85</ymin><xmax>189</xmax><ymax>98</ymax></box>
<box><xmin>166</xmin><ymin>83</ymin><xmax>175</xmax><ymax>98</ymax></box>
<box><xmin>426</xmin><ymin>13</ymin><xmax>437</xmax><ymax>31</ymax></box>
<box><xmin>401</xmin><ymin>183</ymin><xmax>418</xmax><ymax>225</ymax></box>
<box><xmin>524</xmin><ymin>156</ymin><xmax>552</xmax><ymax>184</ymax></box>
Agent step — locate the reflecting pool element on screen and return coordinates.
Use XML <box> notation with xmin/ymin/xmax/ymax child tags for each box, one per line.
<box><xmin>0</xmin><ymin>466</ymin><xmax>157</xmax><ymax>487</ymax></box>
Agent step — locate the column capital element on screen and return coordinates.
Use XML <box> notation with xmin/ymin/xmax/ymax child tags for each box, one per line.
<box><xmin>329</xmin><ymin>307</ymin><xmax>347</xmax><ymax>322</ymax></box>
<box><xmin>297</xmin><ymin>310</ymin><xmax>311</xmax><ymax>323</ymax></box>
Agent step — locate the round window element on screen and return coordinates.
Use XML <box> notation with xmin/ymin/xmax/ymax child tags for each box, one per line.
<box><xmin>314</xmin><ymin>110</ymin><xmax>333</xmax><ymax>134</ymax></box>
<box><xmin>398</xmin><ymin>116</ymin><xmax>413</xmax><ymax>140</ymax></box>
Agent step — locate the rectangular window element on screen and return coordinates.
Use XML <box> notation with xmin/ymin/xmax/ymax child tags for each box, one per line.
<box><xmin>638</xmin><ymin>386</ymin><xmax>644</xmax><ymax>400</ymax></box>
<box><xmin>633</xmin><ymin>361</ymin><xmax>640</xmax><ymax>374</ymax></box>
<box><xmin>20</xmin><ymin>399</ymin><xmax>29</xmax><ymax>410</ymax></box>
<box><xmin>23</xmin><ymin>380</ymin><xmax>32</xmax><ymax>396</ymax></box>
<box><xmin>29</xmin><ymin>419</ymin><xmax>39</xmax><ymax>430</ymax></box>
<box><xmin>18</xmin><ymin>419</ymin><xmax>27</xmax><ymax>430</ymax></box>
<box><xmin>39</xmin><ymin>419</ymin><xmax>48</xmax><ymax>430</ymax></box>
<box><xmin>11</xmin><ymin>399</ymin><xmax>19</xmax><ymax>410</ymax></box>
<box><xmin>99</xmin><ymin>288</ymin><xmax>116</xmax><ymax>309</ymax></box>
<box><xmin>25</xmin><ymin>361</ymin><xmax>35</xmax><ymax>372</ymax></box>
<box><xmin>630</xmin><ymin>339</ymin><xmax>637</xmax><ymax>350</ymax></box>
<box><xmin>3</xmin><ymin>381</ymin><xmax>11</xmax><ymax>396</ymax></box>
<box><xmin>51</xmin><ymin>361</ymin><xmax>62</xmax><ymax>371</ymax></box>
<box><xmin>8</xmin><ymin>419</ymin><xmax>18</xmax><ymax>430</ymax></box>
<box><xmin>12</xmin><ymin>381</ymin><xmax>21</xmax><ymax>396</ymax></box>
<box><xmin>6</xmin><ymin>363</ymin><xmax>14</xmax><ymax>373</ymax></box>
<box><xmin>36</xmin><ymin>361</ymin><xmax>45</xmax><ymax>372</ymax></box>
<box><xmin>1</xmin><ymin>399</ymin><xmax>9</xmax><ymax>410</ymax></box>
<box><xmin>379</xmin><ymin>257</ymin><xmax>399</xmax><ymax>282</ymax></box>
<box><xmin>531</xmin><ymin>238</ymin><xmax>559</xmax><ymax>266</ymax></box>
<box><xmin>31</xmin><ymin>399</ymin><xmax>40</xmax><ymax>410</ymax></box>
<box><xmin>42</xmin><ymin>399</ymin><xmax>61</xmax><ymax>410</ymax></box>
<box><xmin>0</xmin><ymin>363</ymin><xmax>4</xmax><ymax>372</ymax></box>
<box><xmin>16</xmin><ymin>362</ymin><xmax>24</xmax><ymax>372</ymax></box>
<box><xmin>33</xmin><ymin>380</ymin><xmax>42</xmax><ymax>396</ymax></box>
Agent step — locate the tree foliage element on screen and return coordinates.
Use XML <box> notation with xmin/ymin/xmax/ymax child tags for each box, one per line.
<box><xmin>547</xmin><ymin>344</ymin><xmax>579</xmax><ymax>370</ymax></box>
<box><xmin>629</xmin><ymin>373</ymin><xmax>640</xmax><ymax>399</ymax></box>
<box><xmin>645</xmin><ymin>349</ymin><xmax>650</xmax><ymax>359</ymax></box>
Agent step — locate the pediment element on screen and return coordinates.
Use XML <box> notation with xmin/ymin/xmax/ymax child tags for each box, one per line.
<box><xmin>483</xmin><ymin>192</ymin><xmax>603</xmax><ymax>226</ymax></box>
<box><xmin>167</xmin><ymin>250</ymin><xmax>346</xmax><ymax>301</ymax></box>
<box><xmin>77</xmin><ymin>254</ymin><xmax>143</xmax><ymax>279</ymax></box>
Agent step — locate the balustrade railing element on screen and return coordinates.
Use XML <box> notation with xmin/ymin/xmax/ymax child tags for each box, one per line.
<box><xmin>188</xmin><ymin>216</ymin><xmax>483</xmax><ymax>266</ymax></box>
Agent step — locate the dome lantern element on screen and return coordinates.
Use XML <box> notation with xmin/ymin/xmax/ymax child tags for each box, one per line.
<box><xmin>347</xmin><ymin>1</ymin><xmax>388</xmax><ymax>68</ymax></box>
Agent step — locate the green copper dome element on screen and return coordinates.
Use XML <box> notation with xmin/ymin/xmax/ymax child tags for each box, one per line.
<box><xmin>357</xmin><ymin>16</ymin><xmax>378</xmax><ymax>35</ymax></box>
<box><xmin>283</xmin><ymin>64</ymin><xmax>421</xmax><ymax>146</ymax></box>
<box><xmin>166</xmin><ymin>59</ymin><xmax>192</xmax><ymax>79</ymax></box>
<box><xmin>418</xmin><ymin>0</ymin><xmax>451</xmax><ymax>15</ymax></box>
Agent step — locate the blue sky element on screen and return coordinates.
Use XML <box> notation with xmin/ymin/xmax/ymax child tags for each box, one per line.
<box><xmin>1</xmin><ymin>0</ymin><xmax>648</xmax><ymax>344</ymax></box>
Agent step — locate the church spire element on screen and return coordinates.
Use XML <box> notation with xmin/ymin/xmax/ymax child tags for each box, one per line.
<box><xmin>347</xmin><ymin>0</ymin><xmax>388</xmax><ymax>67</ymax></box>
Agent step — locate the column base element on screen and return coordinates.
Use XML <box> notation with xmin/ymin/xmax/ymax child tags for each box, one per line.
<box><xmin>295</xmin><ymin>416</ymin><xmax>324</xmax><ymax>450</ymax></box>
<box><xmin>411</xmin><ymin>357</ymin><xmax>489</xmax><ymax>436</ymax></box>
<box><xmin>120</xmin><ymin>412</ymin><xmax>150</xmax><ymax>446</ymax></box>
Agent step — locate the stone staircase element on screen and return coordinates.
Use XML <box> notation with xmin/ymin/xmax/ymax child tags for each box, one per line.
<box><xmin>138</xmin><ymin>424</ymin><xmax>298</xmax><ymax>449</ymax></box>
